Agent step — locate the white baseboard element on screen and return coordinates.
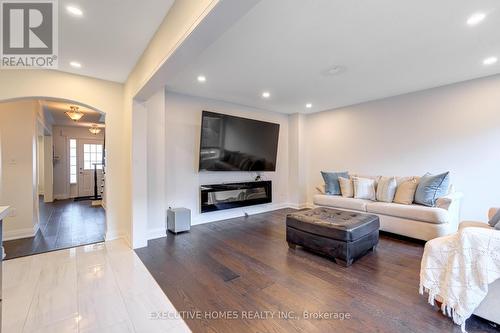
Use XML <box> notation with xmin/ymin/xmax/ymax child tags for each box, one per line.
<box><xmin>54</xmin><ymin>194</ymin><xmax>70</xmax><ymax>200</ymax></box>
<box><xmin>148</xmin><ymin>228</ymin><xmax>166</xmax><ymax>240</ymax></box>
<box><xmin>287</xmin><ymin>202</ymin><xmax>312</xmax><ymax>210</ymax></box>
<box><xmin>4</xmin><ymin>223</ymin><xmax>39</xmax><ymax>241</ymax></box>
<box><xmin>122</xmin><ymin>233</ymin><xmax>132</xmax><ymax>248</ymax></box>
<box><xmin>105</xmin><ymin>228</ymin><xmax>125</xmax><ymax>241</ymax></box>
<box><xmin>144</xmin><ymin>203</ymin><xmax>313</xmax><ymax>242</ymax></box>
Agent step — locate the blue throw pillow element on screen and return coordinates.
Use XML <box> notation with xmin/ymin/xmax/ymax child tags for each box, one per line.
<box><xmin>414</xmin><ymin>172</ymin><xmax>450</xmax><ymax>207</ymax></box>
<box><xmin>488</xmin><ymin>209</ymin><xmax>500</xmax><ymax>227</ymax></box>
<box><xmin>321</xmin><ymin>171</ymin><xmax>349</xmax><ymax>195</ymax></box>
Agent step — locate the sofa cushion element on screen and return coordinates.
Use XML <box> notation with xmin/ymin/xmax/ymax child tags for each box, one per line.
<box><xmin>366</xmin><ymin>202</ymin><xmax>449</xmax><ymax>224</ymax></box>
<box><xmin>396</xmin><ymin>176</ymin><xmax>420</xmax><ymax>185</ymax></box>
<box><xmin>351</xmin><ymin>174</ymin><xmax>381</xmax><ymax>189</ymax></box>
<box><xmin>394</xmin><ymin>177</ymin><xmax>419</xmax><ymax>205</ymax></box>
<box><xmin>313</xmin><ymin>194</ymin><xmax>371</xmax><ymax>212</ymax></box>
<box><xmin>321</xmin><ymin>171</ymin><xmax>349</xmax><ymax>195</ymax></box>
<box><xmin>353</xmin><ymin>177</ymin><xmax>376</xmax><ymax>200</ymax></box>
<box><xmin>414</xmin><ymin>172</ymin><xmax>450</xmax><ymax>207</ymax></box>
<box><xmin>338</xmin><ymin>176</ymin><xmax>354</xmax><ymax>198</ymax></box>
<box><xmin>376</xmin><ymin>176</ymin><xmax>397</xmax><ymax>202</ymax></box>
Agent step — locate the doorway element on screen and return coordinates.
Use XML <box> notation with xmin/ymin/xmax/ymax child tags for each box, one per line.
<box><xmin>76</xmin><ymin>139</ymin><xmax>104</xmax><ymax>199</ymax></box>
<box><xmin>1</xmin><ymin>98</ymin><xmax>107</xmax><ymax>259</ymax></box>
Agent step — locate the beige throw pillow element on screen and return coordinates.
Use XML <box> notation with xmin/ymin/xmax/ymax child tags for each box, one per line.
<box><xmin>353</xmin><ymin>177</ymin><xmax>376</xmax><ymax>200</ymax></box>
<box><xmin>338</xmin><ymin>176</ymin><xmax>354</xmax><ymax>198</ymax></box>
<box><xmin>396</xmin><ymin>176</ymin><xmax>420</xmax><ymax>185</ymax></box>
<box><xmin>376</xmin><ymin>176</ymin><xmax>397</xmax><ymax>202</ymax></box>
<box><xmin>393</xmin><ymin>177</ymin><xmax>418</xmax><ymax>205</ymax></box>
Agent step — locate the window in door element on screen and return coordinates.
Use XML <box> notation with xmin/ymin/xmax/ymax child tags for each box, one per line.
<box><xmin>69</xmin><ymin>139</ymin><xmax>77</xmax><ymax>184</ymax></box>
<box><xmin>83</xmin><ymin>143</ymin><xmax>103</xmax><ymax>170</ymax></box>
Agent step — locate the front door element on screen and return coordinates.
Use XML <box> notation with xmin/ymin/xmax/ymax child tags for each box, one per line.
<box><xmin>78</xmin><ymin>139</ymin><xmax>104</xmax><ymax>197</ymax></box>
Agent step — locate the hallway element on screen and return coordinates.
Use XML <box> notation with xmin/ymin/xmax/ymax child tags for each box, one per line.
<box><xmin>3</xmin><ymin>199</ymin><xmax>106</xmax><ymax>260</ymax></box>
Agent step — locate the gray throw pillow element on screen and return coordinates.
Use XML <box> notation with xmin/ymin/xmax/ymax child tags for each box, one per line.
<box><xmin>321</xmin><ymin>171</ymin><xmax>349</xmax><ymax>195</ymax></box>
<box><xmin>414</xmin><ymin>172</ymin><xmax>450</xmax><ymax>207</ymax></box>
<box><xmin>488</xmin><ymin>209</ymin><xmax>500</xmax><ymax>227</ymax></box>
<box><xmin>495</xmin><ymin>222</ymin><xmax>500</xmax><ymax>230</ymax></box>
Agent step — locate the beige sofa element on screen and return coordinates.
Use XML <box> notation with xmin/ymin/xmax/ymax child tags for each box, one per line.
<box><xmin>459</xmin><ymin>208</ymin><xmax>500</xmax><ymax>325</ymax></box>
<box><xmin>313</xmin><ymin>179</ymin><xmax>463</xmax><ymax>241</ymax></box>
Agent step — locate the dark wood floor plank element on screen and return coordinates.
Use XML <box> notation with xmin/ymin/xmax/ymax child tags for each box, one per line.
<box><xmin>136</xmin><ymin>208</ymin><xmax>497</xmax><ymax>333</ymax></box>
<box><xmin>3</xmin><ymin>198</ymin><xmax>105</xmax><ymax>260</ymax></box>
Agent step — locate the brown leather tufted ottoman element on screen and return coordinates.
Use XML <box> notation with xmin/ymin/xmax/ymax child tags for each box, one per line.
<box><xmin>286</xmin><ymin>207</ymin><xmax>379</xmax><ymax>266</ymax></box>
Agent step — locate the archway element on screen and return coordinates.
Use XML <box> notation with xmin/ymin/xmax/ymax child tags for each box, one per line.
<box><xmin>0</xmin><ymin>96</ymin><xmax>109</xmax><ymax>258</ymax></box>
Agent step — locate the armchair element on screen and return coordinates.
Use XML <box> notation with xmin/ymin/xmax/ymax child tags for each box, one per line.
<box><xmin>459</xmin><ymin>208</ymin><xmax>500</xmax><ymax>326</ymax></box>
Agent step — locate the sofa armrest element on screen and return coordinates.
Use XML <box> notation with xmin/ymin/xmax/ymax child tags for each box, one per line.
<box><xmin>435</xmin><ymin>192</ymin><xmax>464</xmax><ymax>210</ymax></box>
<box><xmin>436</xmin><ymin>192</ymin><xmax>463</xmax><ymax>232</ymax></box>
<box><xmin>315</xmin><ymin>184</ymin><xmax>325</xmax><ymax>194</ymax></box>
<box><xmin>488</xmin><ymin>207</ymin><xmax>500</xmax><ymax>220</ymax></box>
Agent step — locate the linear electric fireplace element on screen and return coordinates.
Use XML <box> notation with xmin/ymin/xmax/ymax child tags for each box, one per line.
<box><xmin>200</xmin><ymin>181</ymin><xmax>272</xmax><ymax>213</ymax></box>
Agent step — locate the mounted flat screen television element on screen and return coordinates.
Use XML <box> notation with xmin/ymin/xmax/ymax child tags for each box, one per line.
<box><xmin>199</xmin><ymin>111</ymin><xmax>280</xmax><ymax>171</ymax></box>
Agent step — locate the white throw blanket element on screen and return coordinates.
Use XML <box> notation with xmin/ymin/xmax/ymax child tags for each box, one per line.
<box><xmin>419</xmin><ymin>227</ymin><xmax>500</xmax><ymax>332</ymax></box>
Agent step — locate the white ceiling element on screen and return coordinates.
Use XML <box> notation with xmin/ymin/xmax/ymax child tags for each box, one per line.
<box><xmin>42</xmin><ymin>100</ymin><xmax>105</xmax><ymax>127</ymax></box>
<box><xmin>58</xmin><ymin>0</ymin><xmax>174</xmax><ymax>82</ymax></box>
<box><xmin>166</xmin><ymin>0</ymin><xmax>500</xmax><ymax>114</ymax></box>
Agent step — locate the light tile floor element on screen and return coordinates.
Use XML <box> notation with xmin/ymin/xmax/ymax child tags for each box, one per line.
<box><xmin>2</xmin><ymin>239</ymin><xmax>191</xmax><ymax>333</ymax></box>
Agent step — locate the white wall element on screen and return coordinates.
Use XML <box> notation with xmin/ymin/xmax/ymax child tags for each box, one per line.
<box><xmin>305</xmin><ymin>74</ymin><xmax>500</xmax><ymax>221</ymax></box>
<box><xmin>131</xmin><ymin>101</ymin><xmax>149</xmax><ymax>247</ymax></box>
<box><xmin>37</xmin><ymin>135</ymin><xmax>44</xmax><ymax>195</ymax></box>
<box><xmin>126</xmin><ymin>0</ymin><xmax>219</xmax><ymax>247</ymax></box>
<box><xmin>288</xmin><ymin>113</ymin><xmax>307</xmax><ymax>207</ymax></box>
<box><xmin>145</xmin><ymin>90</ymin><xmax>166</xmax><ymax>233</ymax></box>
<box><xmin>52</xmin><ymin>125</ymin><xmax>105</xmax><ymax>199</ymax></box>
<box><xmin>0</xmin><ymin>100</ymin><xmax>39</xmax><ymax>239</ymax></box>
<box><xmin>141</xmin><ymin>91</ymin><xmax>291</xmax><ymax>236</ymax></box>
<box><xmin>43</xmin><ymin>135</ymin><xmax>53</xmax><ymax>203</ymax></box>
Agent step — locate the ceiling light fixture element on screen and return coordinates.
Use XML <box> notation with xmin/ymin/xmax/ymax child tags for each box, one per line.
<box><xmin>262</xmin><ymin>91</ymin><xmax>271</xmax><ymax>98</ymax></box>
<box><xmin>306</xmin><ymin>103</ymin><xmax>312</xmax><ymax>108</ymax></box>
<box><xmin>466</xmin><ymin>12</ymin><xmax>486</xmax><ymax>26</ymax></box>
<box><xmin>197</xmin><ymin>75</ymin><xmax>206</xmax><ymax>83</ymax></box>
<box><xmin>89</xmin><ymin>124</ymin><xmax>101</xmax><ymax>135</ymax></box>
<box><xmin>483</xmin><ymin>56</ymin><xmax>498</xmax><ymax>65</ymax></box>
<box><xmin>65</xmin><ymin>106</ymin><xmax>84</xmax><ymax>121</ymax></box>
<box><xmin>70</xmin><ymin>61</ymin><xmax>82</xmax><ymax>68</ymax></box>
<box><xmin>323</xmin><ymin>65</ymin><xmax>345</xmax><ymax>76</ymax></box>
<box><xmin>66</xmin><ymin>5</ymin><xmax>83</xmax><ymax>17</ymax></box>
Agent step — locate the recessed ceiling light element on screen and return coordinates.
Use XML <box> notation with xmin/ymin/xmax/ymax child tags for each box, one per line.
<box><xmin>305</xmin><ymin>103</ymin><xmax>312</xmax><ymax>108</ymax></box>
<box><xmin>66</xmin><ymin>5</ymin><xmax>83</xmax><ymax>17</ymax></box>
<box><xmin>483</xmin><ymin>56</ymin><xmax>498</xmax><ymax>66</ymax></box>
<box><xmin>70</xmin><ymin>61</ymin><xmax>82</xmax><ymax>68</ymax></box>
<box><xmin>466</xmin><ymin>12</ymin><xmax>486</xmax><ymax>26</ymax></box>
<box><xmin>262</xmin><ymin>92</ymin><xmax>270</xmax><ymax>98</ymax></box>
<box><xmin>197</xmin><ymin>75</ymin><xmax>206</xmax><ymax>83</ymax></box>
<box><xmin>323</xmin><ymin>65</ymin><xmax>345</xmax><ymax>77</ymax></box>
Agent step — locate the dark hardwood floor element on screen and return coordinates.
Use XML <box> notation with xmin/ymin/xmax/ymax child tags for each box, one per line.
<box><xmin>3</xmin><ymin>198</ymin><xmax>105</xmax><ymax>260</ymax></box>
<box><xmin>136</xmin><ymin>208</ymin><xmax>497</xmax><ymax>333</ymax></box>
